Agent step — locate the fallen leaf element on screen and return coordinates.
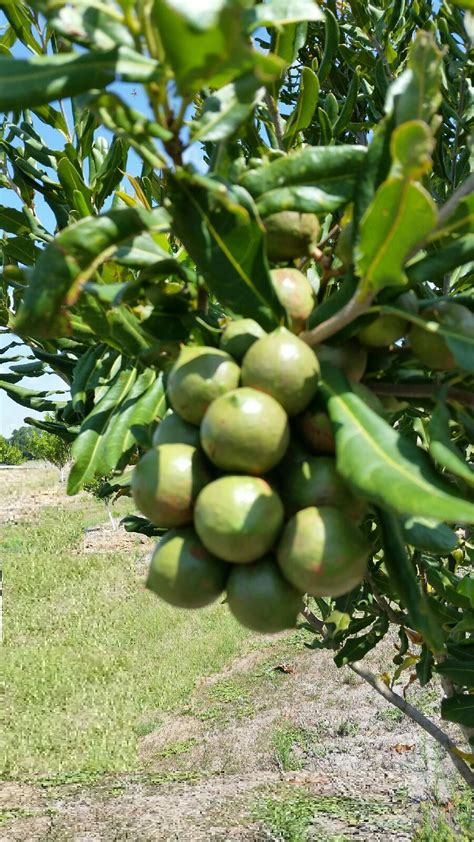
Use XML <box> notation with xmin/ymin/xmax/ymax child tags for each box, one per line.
<box><xmin>273</xmin><ymin>663</ymin><xmax>295</xmax><ymax>674</ymax></box>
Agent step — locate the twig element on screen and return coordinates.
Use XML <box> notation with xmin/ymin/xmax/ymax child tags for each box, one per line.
<box><xmin>366</xmin><ymin>571</ymin><xmax>407</xmax><ymax>625</ymax></box>
<box><xmin>436</xmin><ymin>173</ymin><xmax>474</xmax><ymax>230</ymax></box>
<box><xmin>369</xmin><ymin>382</ymin><xmax>474</xmax><ymax>408</ymax></box>
<box><xmin>300</xmin><ymin>290</ymin><xmax>373</xmax><ymax>346</ymax></box>
<box><xmin>264</xmin><ymin>92</ymin><xmax>286</xmax><ymax>151</ymax></box>
<box><xmin>349</xmin><ymin>661</ymin><xmax>474</xmax><ymax>788</ymax></box>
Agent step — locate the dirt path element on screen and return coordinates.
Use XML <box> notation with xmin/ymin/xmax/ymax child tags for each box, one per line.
<box><xmin>1</xmin><ymin>634</ymin><xmax>463</xmax><ymax>840</ymax></box>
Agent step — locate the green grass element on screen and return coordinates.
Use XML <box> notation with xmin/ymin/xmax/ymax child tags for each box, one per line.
<box><xmin>272</xmin><ymin>721</ymin><xmax>313</xmax><ymax>772</ymax></box>
<box><xmin>3</xmin><ymin>482</ymin><xmax>250</xmax><ymax>778</ymax></box>
<box><xmin>254</xmin><ymin>787</ymin><xmax>413</xmax><ymax>841</ymax></box>
<box><xmin>413</xmin><ymin>788</ymin><xmax>473</xmax><ymax>842</ymax></box>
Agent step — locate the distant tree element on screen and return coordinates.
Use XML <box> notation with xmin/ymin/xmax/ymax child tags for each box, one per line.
<box><xmin>0</xmin><ymin>435</ymin><xmax>25</xmax><ymax>466</ymax></box>
<box><xmin>9</xmin><ymin>426</ymin><xmax>37</xmax><ymax>458</ymax></box>
<box><xmin>27</xmin><ymin>422</ymin><xmax>72</xmax><ymax>481</ymax></box>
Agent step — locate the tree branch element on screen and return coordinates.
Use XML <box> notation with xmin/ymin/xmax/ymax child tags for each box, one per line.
<box><xmin>369</xmin><ymin>382</ymin><xmax>474</xmax><ymax>408</ymax></box>
<box><xmin>264</xmin><ymin>93</ymin><xmax>286</xmax><ymax>151</ymax></box>
<box><xmin>436</xmin><ymin>173</ymin><xmax>474</xmax><ymax>230</ymax></box>
<box><xmin>300</xmin><ymin>290</ymin><xmax>373</xmax><ymax>346</ymax></box>
<box><xmin>349</xmin><ymin>661</ymin><xmax>474</xmax><ymax>788</ymax></box>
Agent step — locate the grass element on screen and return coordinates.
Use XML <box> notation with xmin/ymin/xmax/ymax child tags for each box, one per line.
<box><xmin>254</xmin><ymin>787</ymin><xmax>412</xmax><ymax>841</ymax></box>
<box><xmin>2</xmin><ymin>469</ymin><xmax>251</xmax><ymax>778</ymax></box>
<box><xmin>272</xmin><ymin>721</ymin><xmax>313</xmax><ymax>772</ymax></box>
<box><xmin>413</xmin><ymin>788</ymin><xmax>473</xmax><ymax>842</ymax></box>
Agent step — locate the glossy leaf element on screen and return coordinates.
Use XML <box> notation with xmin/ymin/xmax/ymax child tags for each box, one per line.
<box><xmin>71</xmin><ymin>345</ymin><xmax>120</xmax><ymax>416</ymax></box>
<box><xmin>14</xmin><ymin>207</ymin><xmax>168</xmax><ymax>337</ymax></box>
<box><xmin>0</xmin><ymin>206</ymin><xmax>27</xmax><ymax>234</ymax></box>
<box><xmin>240</xmin><ymin>145</ymin><xmax>367</xmax><ymax>196</ymax></box>
<box><xmin>318</xmin><ymin>9</ymin><xmax>339</xmax><ymax>84</ymax></box>
<box><xmin>406</xmin><ymin>235</ymin><xmax>474</xmax><ymax>287</ymax></box>
<box><xmin>321</xmin><ymin>366</ymin><xmax>474</xmax><ymax>524</ymax></box>
<box><xmin>99</xmin><ymin>370</ymin><xmax>165</xmax><ymax>470</ymax></box>
<box><xmin>0</xmin><ymin>47</ymin><xmax>161</xmax><ymax>112</ymax></box>
<box><xmin>167</xmin><ymin>171</ymin><xmax>283</xmax><ymax>330</ymax></box>
<box><xmin>46</xmin><ymin>1</ymin><xmax>135</xmax><ymax>50</ymax></box>
<box><xmin>256</xmin><ymin>181</ymin><xmax>356</xmax><ymax>217</ymax></box>
<box><xmin>334</xmin><ymin>615</ymin><xmax>389</xmax><ymax>667</ymax></box>
<box><xmin>153</xmin><ymin>0</ymin><xmax>283</xmax><ymax>95</ymax></box>
<box><xmin>283</xmin><ymin>67</ymin><xmax>319</xmax><ymax>145</ymax></box>
<box><xmin>378</xmin><ymin>508</ymin><xmax>445</xmax><ymax>654</ymax></box>
<box><xmin>401</xmin><ymin>517</ymin><xmax>459</xmax><ymax>555</ymax></box>
<box><xmin>389</xmin><ymin>32</ymin><xmax>443</xmax><ymax>127</ymax></box>
<box><xmin>246</xmin><ymin>0</ymin><xmax>323</xmax><ymax>29</ymax></box>
<box><xmin>57</xmin><ymin>157</ymin><xmax>95</xmax><ymax>216</ymax></box>
<box><xmin>0</xmin><ymin>379</ymin><xmax>64</xmax><ymax>412</ymax></box>
<box><xmin>428</xmin><ymin>402</ymin><xmax>474</xmax><ymax>488</ymax></box>
<box><xmin>192</xmin><ymin>73</ymin><xmax>265</xmax><ymax>143</ymax></box>
<box><xmin>437</xmin><ymin>658</ymin><xmax>474</xmax><ymax>687</ymax></box>
<box><xmin>441</xmin><ymin>694</ymin><xmax>474</xmax><ymax>728</ymax></box>
<box><xmin>67</xmin><ymin>367</ymin><xmax>137</xmax><ymax>494</ymax></box>
<box><xmin>356</xmin><ymin>178</ymin><xmax>437</xmax><ymax>295</ymax></box>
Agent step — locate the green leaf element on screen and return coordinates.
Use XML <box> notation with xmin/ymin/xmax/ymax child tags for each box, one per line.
<box><xmin>390</xmin><ymin>120</ymin><xmax>435</xmax><ymax>180</ymax></box>
<box><xmin>0</xmin><ymin>380</ymin><xmax>64</xmax><ymax>412</ymax></box>
<box><xmin>356</xmin><ymin>178</ymin><xmax>437</xmax><ymax>295</ymax></box>
<box><xmin>46</xmin><ymin>1</ymin><xmax>135</xmax><ymax>50</ymax></box>
<box><xmin>416</xmin><ymin>646</ymin><xmax>434</xmax><ymax>687</ymax></box>
<box><xmin>256</xmin><ymin>181</ymin><xmax>356</xmax><ymax>217</ymax></box>
<box><xmin>458</xmin><ymin>578</ymin><xmax>474</xmax><ymax>609</ymax></box>
<box><xmin>353</xmin><ymin>115</ymin><xmax>394</xmax><ymax>241</ymax></box>
<box><xmin>192</xmin><ymin>73</ymin><xmax>265</xmax><ymax>143</ymax></box>
<box><xmin>272</xmin><ymin>21</ymin><xmax>307</xmax><ymax>66</ymax></box>
<box><xmin>25</xmin><ymin>415</ymin><xmax>78</xmax><ymax>443</ymax></box>
<box><xmin>334</xmin><ymin>615</ymin><xmax>389</xmax><ymax>667</ymax></box>
<box><xmin>0</xmin><ymin>206</ymin><xmax>27</xmax><ymax>234</ymax></box>
<box><xmin>431</xmin><ymin>190</ymin><xmax>474</xmax><ymax>240</ymax></box>
<box><xmin>441</xmin><ymin>694</ymin><xmax>474</xmax><ymax>727</ymax></box>
<box><xmin>406</xmin><ymin>235</ymin><xmax>474</xmax><ymax>287</ymax></box>
<box><xmin>378</xmin><ymin>508</ymin><xmax>445</xmax><ymax>654</ymax></box>
<box><xmin>67</xmin><ymin>367</ymin><xmax>137</xmax><ymax>494</ymax></box>
<box><xmin>13</xmin><ymin>207</ymin><xmax>168</xmax><ymax>337</ymax></box>
<box><xmin>99</xmin><ymin>370</ymin><xmax>165</xmax><ymax>470</ymax></box>
<box><xmin>389</xmin><ymin>31</ymin><xmax>443</xmax><ymax>127</ymax></box>
<box><xmin>57</xmin><ymin>157</ymin><xmax>95</xmax><ymax>216</ymax></box>
<box><xmin>333</xmin><ymin>69</ymin><xmax>359</xmax><ymax>136</ymax></box>
<box><xmin>167</xmin><ymin>171</ymin><xmax>283</xmax><ymax>330</ymax></box>
<box><xmin>320</xmin><ymin>366</ymin><xmax>474</xmax><ymax>524</ymax></box>
<box><xmin>428</xmin><ymin>402</ymin><xmax>474</xmax><ymax>488</ymax></box>
<box><xmin>246</xmin><ymin>0</ymin><xmax>323</xmax><ymax>29</ymax></box>
<box><xmin>0</xmin><ymin>47</ymin><xmax>161</xmax><ymax>112</ymax></box>
<box><xmin>240</xmin><ymin>144</ymin><xmax>367</xmax><ymax>197</ymax></box>
<box><xmin>2</xmin><ymin>235</ymin><xmax>42</xmax><ymax>267</ymax></box>
<box><xmin>437</xmin><ymin>658</ymin><xmax>474</xmax><ymax>687</ymax></box>
<box><xmin>115</xmin><ymin>231</ymin><xmax>170</xmax><ymax>267</ymax></box>
<box><xmin>71</xmin><ymin>345</ymin><xmax>120</xmax><ymax>416</ymax></box>
<box><xmin>153</xmin><ymin>0</ymin><xmax>283</xmax><ymax>95</ymax></box>
<box><xmin>401</xmin><ymin>517</ymin><xmax>459</xmax><ymax>555</ymax></box>
<box><xmin>283</xmin><ymin>67</ymin><xmax>319</xmax><ymax>145</ymax></box>
<box><xmin>2</xmin><ymin>2</ymin><xmax>42</xmax><ymax>56</ymax></box>
<box><xmin>93</xmin><ymin>137</ymin><xmax>128</xmax><ymax>208</ymax></box>
<box><xmin>318</xmin><ymin>8</ymin><xmax>339</xmax><ymax>84</ymax></box>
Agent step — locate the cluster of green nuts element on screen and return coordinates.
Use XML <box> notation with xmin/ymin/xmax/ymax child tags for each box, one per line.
<box><xmin>132</xmin><ymin>271</ymin><xmax>371</xmax><ymax>633</ymax></box>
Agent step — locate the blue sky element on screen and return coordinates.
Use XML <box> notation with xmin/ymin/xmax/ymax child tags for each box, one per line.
<box><xmin>0</xmin><ymin>22</ymin><xmax>205</xmax><ymax>437</ymax></box>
